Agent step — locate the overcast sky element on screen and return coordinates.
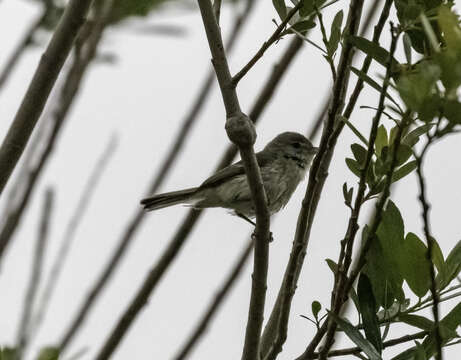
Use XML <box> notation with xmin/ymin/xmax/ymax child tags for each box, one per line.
<box><xmin>0</xmin><ymin>0</ymin><xmax>460</xmax><ymax>359</ymax></box>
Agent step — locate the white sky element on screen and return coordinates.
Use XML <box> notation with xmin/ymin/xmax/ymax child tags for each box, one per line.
<box><xmin>0</xmin><ymin>0</ymin><xmax>460</xmax><ymax>359</ymax></box>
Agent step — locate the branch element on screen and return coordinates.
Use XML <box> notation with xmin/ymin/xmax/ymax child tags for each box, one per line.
<box><xmin>415</xmin><ymin>139</ymin><xmax>443</xmax><ymax>360</ymax></box>
<box><xmin>316</xmin><ymin>24</ymin><xmax>400</xmax><ymax>360</ymax></box>
<box><xmin>311</xmin><ymin>331</ymin><xmax>428</xmax><ymax>358</ymax></box>
<box><xmin>173</xmin><ymin>238</ymin><xmax>254</xmax><ymax>360</ymax></box>
<box><xmin>15</xmin><ymin>188</ymin><xmax>54</xmax><ymax>359</ymax></box>
<box><xmin>56</xmin><ymin>0</ymin><xmax>260</xmax><ymax>350</ymax></box>
<box><xmin>231</xmin><ymin>2</ymin><xmax>303</xmax><ymax>85</ymax></box>
<box><xmin>31</xmin><ymin>135</ymin><xmax>117</xmax><ymax>340</ymax></box>
<box><xmin>80</xmin><ymin>8</ymin><xmax>305</xmax><ymax>360</ymax></box>
<box><xmin>196</xmin><ymin>2</ymin><xmax>272</xmax><ymax>360</ymax></box>
<box><xmin>0</xmin><ymin>10</ymin><xmax>46</xmax><ymax>92</ymax></box>
<box><xmin>0</xmin><ymin>0</ymin><xmax>93</xmax><ymax>196</ymax></box>
<box><xmin>260</xmin><ymin>1</ymin><xmax>365</xmax><ymax>358</ymax></box>
<box><xmin>0</xmin><ymin>0</ymin><xmax>110</xmax><ymax>264</ymax></box>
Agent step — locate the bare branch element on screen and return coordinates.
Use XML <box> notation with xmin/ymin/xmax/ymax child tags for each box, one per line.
<box><xmin>231</xmin><ymin>2</ymin><xmax>303</xmax><ymax>86</ymax></box>
<box><xmin>0</xmin><ymin>0</ymin><xmax>111</xmax><ymax>264</ymax></box>
<box><xmin>16</xmin><ymin>188</ymin><xmax>54</xmax><ymax>359</ymax></box>
<box><xmin>31</xmin><ymin>135</ymin><xmax>117</xmax><ymax>340</ymax></box>
<box><xmin>415</xmin><ymin>139</ymin><xmax>443</xmax><ymax>360</ymax></box>
<box><xmin>173</xmin><ymin>238</ymin><xmax>254</xmax><ymax>360</ymax></box>
<box><xmin>0</xmin><ymin>11</ymin><xmax>46</xmax><ymax>92</ymax></box>
<box><xmin>0</xmin><ymin>0</ymin><xmax>93</xmax><ymax>196</ymax></box>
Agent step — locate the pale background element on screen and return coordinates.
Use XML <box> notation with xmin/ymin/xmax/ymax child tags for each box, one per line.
<box><xmin>0</xmin><ymin>0</ymin><xmax>460</xmax><ymax>359</ymax></box>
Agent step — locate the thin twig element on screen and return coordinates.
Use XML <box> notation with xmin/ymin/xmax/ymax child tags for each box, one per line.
<box><xmin>57</xmin><ymin>0</ymin><xmax>259</xmax><ymax>350</ymax></box>
<box><xmin>260</xmin><ymin>1</ymin><xmax>365</xmax><ymax>359</ymax></box>
<box><xmin>0</xmin><ymin>0</ymin><xmax>93</xmax><ymax>197</ymax></box>
<box><xmin>173</xmin><ymin>238</ymin><xmax>254</xmax><ymax>360</ymax></box>
<box><xmin>30</xmin><ymin>135</ymin><xmax>117</xmax><ymax>340</ymax></box>
<box><xmin>415</xmin><ymin>139</ymin><xmax>443</xmax><ymax>360</ymax></box>
<box><xmin>317</xmin><ymin>25</ymin><xmax>400</xmax><ymax>360</ymax></box>
<box><xmin>231</xmin><ymin>2</ymin><xmax>303</xmax><ymax>86</ymax></box>
<box><xmin>15</xmin><ymin>188</ymin><xmax>54</xmax><ymax>360</ymax></box>
<box><xmin>0</xmin><ymin>0</ymin><xmax>109</xmax><ymax>266</ymax></box>
<box><xmin>315</xmin><ymin>6</ymin><xmax>337</xmax><ymax>81</ymax></box>
<box><xmin>0</xmin><ymin>10</ymin><xmax>46</xmax><ymax>92</ymax></box>
<box><xmin>311</xmin><ymin>331</ymin><xmax>428</xmax><ymax>358</ymax></box>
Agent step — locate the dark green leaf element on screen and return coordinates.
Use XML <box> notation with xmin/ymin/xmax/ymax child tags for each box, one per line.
<box><xmin>444</xmin><ymin>100</ymin><xmax>461</xmax><ymax>124</ymax></box>
<box><xmin>346</xmin><ymin>158</ymin><xmax>361</xmax><ymax>177</ymax></box>
<box><xmin>326</xmin><ymin>258</ymin><xmax>338</xmax><ymax>275</ymax></box>
<box><xmin>351</xmin><ymin>143</ymin><xmax>367</xmax><ymax>166</ymax></box>
<box><xmin>349</xmin><ymin>286</ymin><xmax>361</xmax><ymax>316</ymax></box>
<box><xmin>400</xmin><ymin>233</ymin><xmax>432</xmax><ymax>297</ymax></box>
<box><xmin>0</xmin><ymin>348</ymin><xmax>17</xmax><ymax>360</ymax></box>
<box><xmin>349</xmin><ymin>36</ymin><xmax>399</xmax><ymax>72</ymax></box>
<box><xmin>311</xmin><ymin>300</ymin><xmax>321</xmax><ymax>318</ymax></box>
<box><xmin>110</xmin><ymin>0</ymin><xmax>171</xmax><ymax>23</ymax></box>
<box><xmin>403</xmin><ymin>124</ymin><xmax>435</xmax><ymax>147</ymax></box>
<box><xmin>375</xmin><ymin>125</ymin><xmax>388</xmax><ymax>157</ymax></box>
<box><xmin>272</xmin><ymin>0</ymin><xmax>287</xmax><ymax>20</ymax></box>
<box><xmin>328</xmin><ymin>10</ymin><xmax>343</xmax><ymax>56</ymax></box>
<box><xmin>439</xmin><ymin>240</ymin><xmax>461</xmax><ymax>289</ymax></box>
<box><xmin>329</xmin><ymin>313</ymin><xmax>383</xmax><ymax>360</ymax></box>
<box><xmin>350</xmin><ymin>67</ymin><xmax>401</xmax><ymax>108</ymax></box>
<box><xmin>37</xmin><ymin>347</ymin><xmax>59</xmax><ymax>360</ymax></box>
<box><xmin>392</xmin><ymin>161</ymin><xmax>417</xmax><ymax>183</ymax></box>
<box><xmin>398</xmin><ymin>313</ymin><xmax>434</xmax><ymax>331</ymax></box>
<box><xmin>403</xmin><ymin>33</ymin><xmax>413</xmax><ymax>64</ymax></box>
<box><xmin>396</xmin><ymin>144</ymin><xmax>413</xmax><ymax>166</ymax></box>
<box><xmin>289</xmin><ymin>19</ymin><xmax>316</xmax><ymax>34</ymax></box>
<box><xmin>358</xmin><ymin>274</ymin><xmax>382</xmax><ymax>353</ymax></box>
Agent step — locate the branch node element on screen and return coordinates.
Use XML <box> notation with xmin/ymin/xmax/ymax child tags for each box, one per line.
<box><xmin>225</xmin><ymin>112</ymin><xmax>256</xmax><ymax>147</ymax></box>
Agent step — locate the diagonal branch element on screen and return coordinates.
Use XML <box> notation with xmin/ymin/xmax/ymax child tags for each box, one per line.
<box><xmin>0</xmin><ymin>0</ymin><xmax>111</xmax><ymax>265</ymax></box>
<box><xmin>231</xmin><ymin>2</ymin><xmax>303</xmax><ymax>85</ymax></box>
<box><xmin>15</xmin><ymin>188</ymin><xmax>54</xmax><ymax>360</ymax></box>
<box><xmin>0</xmin><ymin>0</ymin><xmax>93</xmax><ymax>197</ymax></box>
<box><xmin>173</xmin><ymin>238</ymin><xmax>255</xmax><ymax>360</ymax></box>
<box><xmin>57</xmin><ymin>0</ymin><xmax>260</xmax><ymax>350</ymax></box>
<box><xmin>260</xmin><ymin>1</ymin><xmax>366</xmax><ymax>358</ymax></box>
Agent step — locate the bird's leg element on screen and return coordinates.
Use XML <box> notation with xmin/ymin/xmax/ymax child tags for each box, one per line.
<box><xmin>236</xmin><ymin>212</ymin><xmax>256</xmax><ymax>226</ymax></box>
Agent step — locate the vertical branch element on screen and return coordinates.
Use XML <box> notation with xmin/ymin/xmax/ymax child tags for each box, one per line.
<box><xmin>173</xmin><ymin>238</ymin><xmax>254</xmax><ymax>360</ymax></box>
<box><xmin>260</xmin><ymin>1</ymin><xmax>365</xmax><ymax>358</ymax></box>
<box><xmin>316</xmin><ymin>25</ymin><xmax>399</xmax><ymax>360</ymax></box>
<box><xmin>0</xmin><ymin>0</ymin><xmax>93</xmax><ymax>196</ymax></box>
<box><xmin>16</xmin><ymin>188</ymin><xmax>54</xmax><ymax>359</ymax></box>
<box><xmin>31</xmin><ymin>135</ymin><xmax>117</xmax><ymax>339</ymax></box>
<box><xmin>415</xmin><ymin>141</ymin><xmax>443</xmax><ymax>360</ymax></box>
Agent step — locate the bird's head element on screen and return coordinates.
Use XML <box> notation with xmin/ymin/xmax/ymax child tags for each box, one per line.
<box><xmin>264</xmin><ymin>132</ymin><xmax>318</xmax><ymax>169</ymax></box>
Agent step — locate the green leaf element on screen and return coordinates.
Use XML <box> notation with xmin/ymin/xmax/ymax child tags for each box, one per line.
<box><xmin>430</xmin><ymin>237</ymin><xmax>445</xmax><ymax>275</ymax></box>
<box><xmin>399</xmin><ymin>313</ymin><xmax>434</xmax><ymax>331</ymax></box>
<box><xmin>311</xmin><ymin>300</ymin><xmax>321</xmax><ymax>318</ymax></box>
<box><xmin>350</xmin><ymin>67</ymin><xmax>401</xmax><ymax>108</ymax></box>
<box><xmin>351</xmin><ymin>143</ymin><xmax>367</xmax><ymax>166</ymax></box>
<box><xmin>326</xmin><ymin>258</ymin><xmax>338</xmax><ymax>275</ymax></box>
<box><xmin>401</xmin><ymin>233</ymin><xmax>432</xmax><ymax>297</ymax></box>
<box><xmin>0</xmin><ymin>348</ymin><xmax>17</xmax><ymax>360</ymax></box>
<box><xmin>328</xmin><ymin>10</ymin><xmax>343</xmax><ymax>56</ymax></box>
<box><xmin>375</xmin><ymin>125</ymin><xmax>388</xmax><ymax>157</ymax></box>
<box><xmin>403</xmin><ymin>33</ymin><xmax>413</xmax><ymax>64</ymax></box>
<box><xmin>272</xmin><ymin>0</ymin><xmax>287</xmax><ymax>20</ymax></box>
<box><xmin>403</xmin><ymin>123</ymin><xmax>435</xmax><ymax>147</ymax></box>
<box><xmin>438</xmin><ymin>5</ymin><xmax>461</xmax><ymax>52</ymax></box>
<box><xmin>444</xmin><ymin>100</ymin><xmax>461</xmax><ymax>124</ymax></box>
<box><xmin>396</xmin><ymin>144</ymin><xmax>413</xmax><ymax>166</ymax></box>
<box><xmin>439</xmin><ymin>240</ymin><xmax>461</xmax><ymax>288</ymax></box>
<box><xmin>358</xmin><ymin>274</ymin><xmax>382</xmax><ymax>353</ymax></box>
<box><xmin>329</xmin><ymin>313</ymin><xmax>383</xmax><ymax>360</ymax></box>
<box><xmin>392</xmin><ymin>161</ymin><xmax>417</xmax><ymax>183</ymax></box>
<box><xmin>109</xmin><ymin>0</ymin><xmax>171</xmax><ymax>23</ymax></box>
<box><xmin>349</xmin><ymin>36</ymin><xmax>399</xmax><ymax>72</ymax></box>
<box><xmin>288</xmin><ymin>19</ymin><xmax>316</xmax><ymax>34</ymax></box>
<box><xmin>346</xmin><ymin>158</ymin><xmax>361</xmax><ymax>177</ymax></box>
<box><xmin>37</xmin><ymin>347</ymin><xmax>60</xmax><ymax>360</ymax></box>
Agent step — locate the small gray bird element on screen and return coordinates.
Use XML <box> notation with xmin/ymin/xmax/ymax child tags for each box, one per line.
<box><xmin>141</xmin><ymin>132</ymin><xmax>318</xmax><ymax>224</ymax></box>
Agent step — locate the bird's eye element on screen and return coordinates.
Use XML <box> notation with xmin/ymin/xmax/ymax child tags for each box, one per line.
<box><xmin>292</xmin><ymin>142</ymin><xmax>301</xmax><ymax>149</ymax></box>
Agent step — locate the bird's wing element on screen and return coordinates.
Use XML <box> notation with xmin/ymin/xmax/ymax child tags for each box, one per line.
<box><xmin>198</xmin><ymin>151</ymin><xmax>271</xmax><ymax>189</ymax></box>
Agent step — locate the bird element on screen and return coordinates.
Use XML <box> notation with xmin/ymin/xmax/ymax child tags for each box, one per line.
<box><xmin>141</xmin><ymin>132</ymin><xmax>318</xmax><ymax>225</ymax></box>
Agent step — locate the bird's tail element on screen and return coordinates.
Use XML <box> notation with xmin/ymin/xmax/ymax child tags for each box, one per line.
<box><xmin>140</xmin><ymin>187</ymin><xmax>198</xmax><ymax>211</ymax></box>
